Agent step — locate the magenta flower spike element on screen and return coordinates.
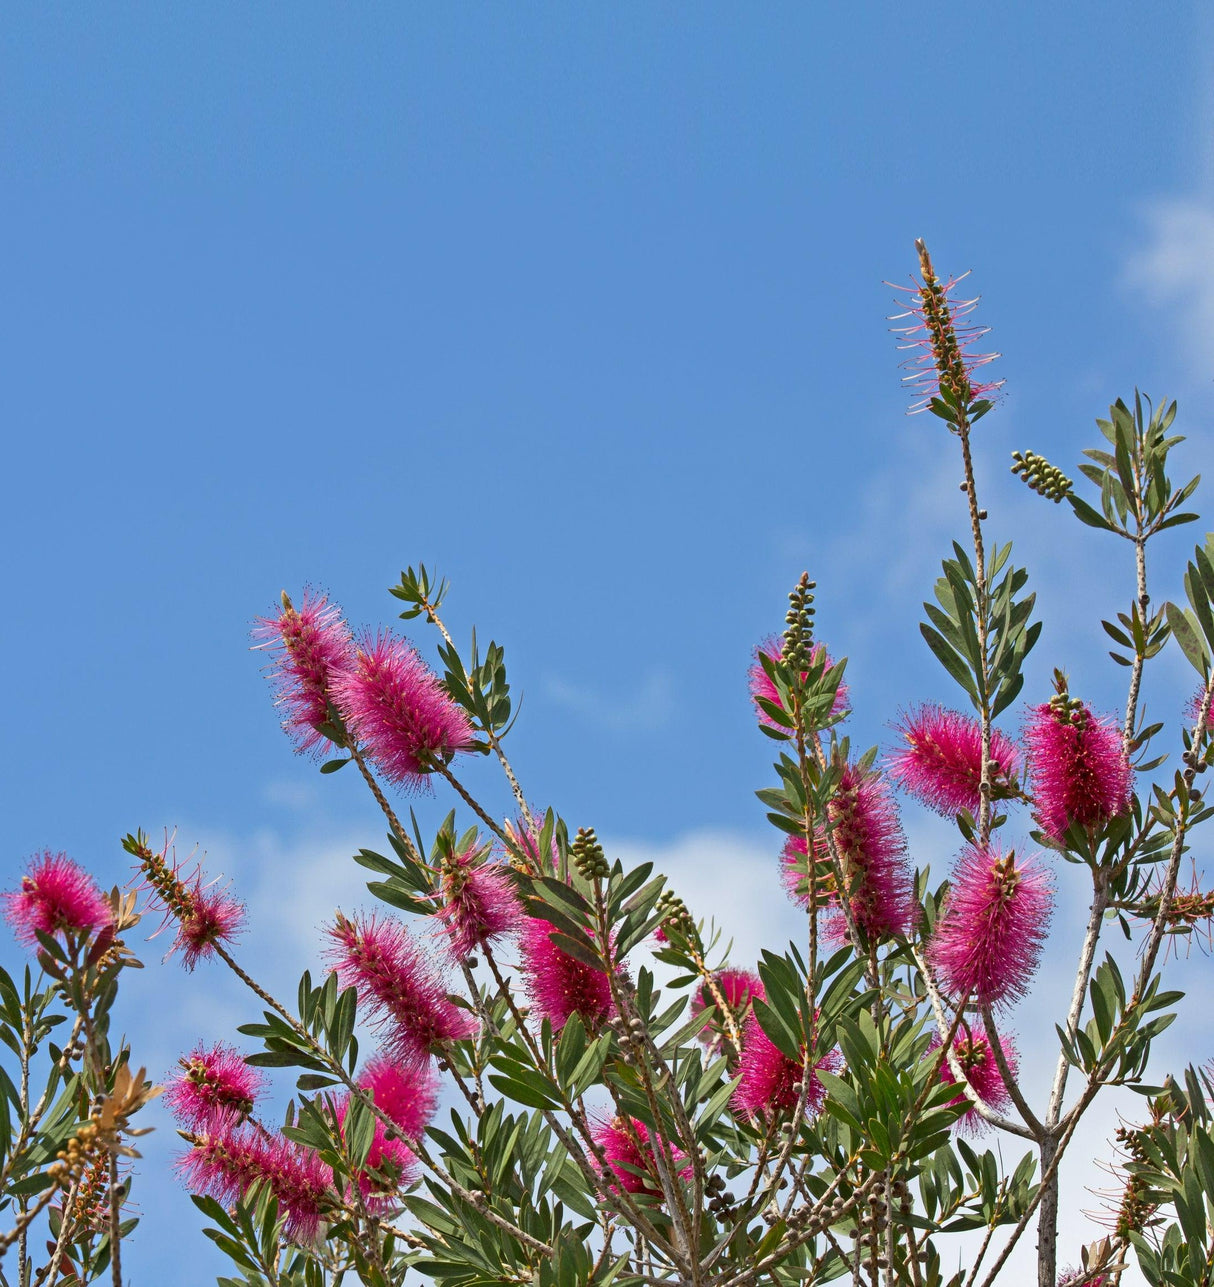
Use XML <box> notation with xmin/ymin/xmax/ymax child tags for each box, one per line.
<box><xmin>252</xmin><ymin>589</ymin><xmax>355</xmax><ymax>755</ymax></box>
<box><xmin>748</xmin><ymin>637</ymin><xmax>849</xmax><ymax>731</ymax></box>
<box><xmin>888</xmin><ymin>244</ymin><xmax>1004</xmax><ymax>414</ymax></box>
<box><xmin>176</xmin><ymin>884</ymin><xmax>246</xmax><ymax>970</ymax></box>
<box><xmin>3</xmin><ymin>851</ymin><xmax>113</xmax><ymax>948</ymax></box>
<box><xmin>327</xmin><ymin>912</ymin><xmax>476</xmax><ymax>1058</ymax></box>
<box><xmin>888</xmin><ymin>705</ymin><xmax>1020</xmax><ymax>816</ymax></box>
<box><xmin>134</xmin><ymin>837</ymin><xmax>246</xmax><ymax>971</ymax></box>
<box><xmin>358</xmin><ymin>1055</ymin><xmax>439</xmax><ymax>1144</ymax></box>
<box><xmin>519</xmin><ymin>917</ymin><xmax>614</xmax><ymax>1032</ymax></box>
<box><xmin>592</xmin><ymin>1115</ymin><xmax>691</xmax><ymax>1197</ymax></box>
<box><xmin>731</xmin><ymin>1012</ymin><xmax>839</xmax><ymax>1121</ymax></box>
<box><xmin>178</xmin><ymin>1126</ymin><xmax>333</xmax><ymax>1243</ymax></box>
<box><xmin>437</xmin><ymin>843</ymin><xmax>523</xmax><ymax>962</ymax></box>
<box><xmin>330</xmin><ymin>631</ymin><xmax>474</xmax><ymax>790</ymax></box>
<box><xmin>165</xmin><ymin>1043</ymin><xmax>265</xmax><ymax>1130</ymax></box>
<box><xmin>932</xmin><ymin>1027</ymin><xmax>1017</xmax><ymax>1132</ymax></box>
<box><xmin>928</xmin><ymin>846</ymin><xmax>1053</xmax><ymax>1008</ymax></box>
<box><xmin>1025</xmin><ymin>696</ymin><xmax>1132</xmax><ymax>841</ymax></box>
<box><xmin>781</xmin><ymin>765</ymin><xmax>915</xmax><ymax>943</ymax></box>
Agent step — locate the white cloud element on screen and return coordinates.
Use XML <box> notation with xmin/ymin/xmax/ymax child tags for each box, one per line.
<box><xmin>1123</xmin><ymin>198</ymin><xmax>1214</xmax><ymax>379</ymax></box>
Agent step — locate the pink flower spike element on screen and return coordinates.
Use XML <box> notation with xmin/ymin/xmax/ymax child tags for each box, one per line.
<box><xmin>887</xmin><ymin>245</ymin><xmax>1004</xmax><ymax>414</ymax></box>
<box><xmin>731</xmin><ymin>1012</ymin><xmax>839</xmax><ymax>1121</ymax></box>
<box><xmin>327</xmin><ymin>912</ymin><xmax>476</xmax><ymax>1058</ymax></box>
<box><xmin>748</xmin><ymin>637</ymin><xmax>848</xmax><ymax>731</ymax></box>
<box><xmin>519</xmin><ymin>917</ymin><xmax>614</xmax><ymax>1033</ymax></box>
<box><xmin>932</xmin><ymin>1026</ymin><xmax>1017</xmax><ymax>1133</ymax></box>
<box><xmin>3</xmin><ymin>852</ymin><xmax>113</xmax><ymax>948</ymax></box>
<box><xmin>330</xmin><ymin>631</ymin><xmax>474</xmax><ymax>790</ymax></box>
<box><xmin>178</xmin><ymin>1126</ymin><xmax>333</xmax><ymax>1243</ymax></box>
<box><xmin>437</xmin><ymin>843</ymin><xmax>523</xmax><ymax>962</ymax></box>
<box><xmin>133</xmin><ymin>836</ymin><xmax>245</xmax><ymax>971</ymax></box>
<box><xmin>359</xmin><ymin>1054</ymin><xmax>439</xmax><ymax>1144</ymax></box>
<box><xmin>1025</xmin><ymin>697</ymin><xmax>1132</xmax><ymax>841</ymax></box>
<box><xmin>176</xmin><ymin>883</ymin><xmax>246</xmax><ymax>970</ymax></box>
<box><xmin>591</xmin><ymin>1116</ymin><xmax>692</xmax><ymax>1197</ymax></box>
<box><xmin>252</xmin><ymin>589</ymin><xmax>355</xmax><ymax>756</ymax></box>
<box><xmin>928</xmin><ymin>846</ymin><xmax>1053</xmax><ymax>1008</ymax></box>
<box><xmin>165</xmin><ymin>1044</ymin><xmax>264</xmax><ymax>1129</ymax></box>
<box><xmin>781</xmin><ymin>765</ymin><xmax>915</xmax><ymax>944</ymax></box>
<box><xmin>888</xmin><ymin>705</ymin><xmax>1020</xmax><ymax>817</ymax></box>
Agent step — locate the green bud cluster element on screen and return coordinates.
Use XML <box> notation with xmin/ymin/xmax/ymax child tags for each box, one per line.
<box><xmin>782</xmin><ymin>572</ymin><xmax>816</xmax><ymax>669</ymax></box>
<box><xmin>571</xmin><ymin>827</ymin><xmax>610</xmax><ymax>881</ymax></box>
<box><xmin>1011</xmin><ymin>450</ymin><xmax>1072</xmax><ymax>502</ymax></box>
<box><xmin>1048</xmin><ymin>669</ymin><xmax>1088</xmax><ymax>729</ymax></box>
<box><xmin>655</xmin><ymin>891</ymin><xmax>697</xmax><ymax>945</ymax></box>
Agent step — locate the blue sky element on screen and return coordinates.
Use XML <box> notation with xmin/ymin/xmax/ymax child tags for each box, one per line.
<box><xmin>4</xmin><ymin>5</ymin><xmax>1213</xmax><ymax>1282</ymax></box>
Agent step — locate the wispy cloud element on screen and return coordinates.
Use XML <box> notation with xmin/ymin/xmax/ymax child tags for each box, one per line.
<box><xmin>544</xmin><ymin>666</ymin><xmax>675</xmax><ymax>733</ymax></box>
<box><xmin>1123</xmin><ymin>197</ymin><xmax>1214</xmax><ymax>379</ymax></box>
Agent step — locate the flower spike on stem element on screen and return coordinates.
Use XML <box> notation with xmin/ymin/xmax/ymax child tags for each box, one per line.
<box><xmin>127</xmin><ymin>832</ymin><xmax>245</xmax><ymax>970</ymax></box>
<box><xmin>928</xmin><ymin>844</ymin><xmax>1053</xmax><ymax>1008</ymax></box>
<box><xmin>889</xmin><ymin>240</ymin><xmax>1004</xmax><ymax>418</ymax></box>
<box><xmin>251</xmin><ymin>588</ymin><xmax>355</xmax><ymax>755</ymax></box>
<box><xmin>3</xmin><ymin>852</ymin><xmax>114</xmax><ymax>948</ymax></box>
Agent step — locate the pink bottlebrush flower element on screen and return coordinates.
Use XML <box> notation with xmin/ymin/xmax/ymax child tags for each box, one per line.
<box><xmin>731</xmin><ymin>1012</ymin><xmax>839</xmax><ymax>1121</ymax></box>
<box><xmin>932</xmin><ymin>1027</ymin><xmax>1017</xmax><ymax>1132</ymax></box>
<box><xmin>359</xmin><ymin>1054</ymin><xmax>439</xmax><ymax>1144</ymax></box>
<box><xmin>1025</xmin><ymin>698</ymin><xmax>1132</xmax><ymax>841</ymax></box>
<box><xmin>327</xmin><ymin>912</ymin><xmax>476</xmax><ymax>1058</ymax></box>
<box><xmin>888</xmin><ymin>705</ymin><xmax>1020</xmax><ymax>816</ymax></box>
<box><xmin>133</xmin><ymin>836</ymin><xmax>245</xmax><ymax>970</ymax></box>
<box><xmin>928</xmin><ymin>846</ymin><xmax>1052</xmax><ymax>1008</ymax></box>
<box><xmin>1059</xmin><ymin>1273</ymin><xmax>1107</xmax><ymax>1287</ymax></box>
<box><xmin>748</xmin><ymin>637</ymin><xmax>848</xmax><ymax>731</ymax></box>
<box><xmin>888</xmin><ymin>242</ymin><xmax>1004</xmax><ymax>414</ymax></box>
<box><xmin>691</xmin><ymin>969</ymin><xmax>764</xmax><ymax>1046</ymax></box>
<box><xmin>3</xmin><ymin>852</ymin><xmax>113</xmax><ymax>947</ymax></box>
<box><xmin>592</xmin><ymin>1115</ymin><xmax>692</xmax><ymax>1197</ymax></box>
<box><xmin>165</xmin><ymin>1043</ymin><xmax>264</xmax><ymax>1130</ymax></box>
<box><xmin>252</xmin><ymin>589</ymin><xmax>355</xmax><ymax>756</ymax></box>
<box><xmin>781</xmin><ymin>765</ymin><xmax>915</xmax><ymax>943</ymax></box>
<box><xmin>437</xmin><ymin>843</ymin><xmax>523</xmax><ymax>962</ymax></box>
<box><xmin>330</xmin><ymin>631</ymin><xmax>474</xmax><ymax>790</ymax></box>
<box><xmin>178</xmin><ymin>1126</ymin><xmax>334</xmax><ymax>1243</ymax></box>
<box><xmin>175</xmin><ymin>884</ymin><xmax>246</xmax><ymax>970</ymax></box>
<box><xmin>519</xmin><ymin>917</ymin><xmax>614</xmax><ymax>1033</ymax></box>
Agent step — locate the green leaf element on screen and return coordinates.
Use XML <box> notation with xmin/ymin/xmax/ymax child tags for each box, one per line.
<box><xmin>919</xmin><ymin>624</ymin><xmax>979</xmax><ymax>704</ymax></box>
<box><xmin>486</xmin><ymin>1073</ymin><xmax>561</xmax><ymax>1111</ymax></box>
<box><xmin>1068</xmin><ymin>494</ymin><xmax>1115</xmax><ymax>532</ymax></box>
<box><xmin>1166</xmin><ymin>603</ymin><xmax>1210</xmax><ymax>675</ymax></box>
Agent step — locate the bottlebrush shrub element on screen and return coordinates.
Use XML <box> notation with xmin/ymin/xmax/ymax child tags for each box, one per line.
<box><xmin>7</xmin><ymin>243</ymin><xmax>1214</xmax><ymax>1287</ymax></box>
